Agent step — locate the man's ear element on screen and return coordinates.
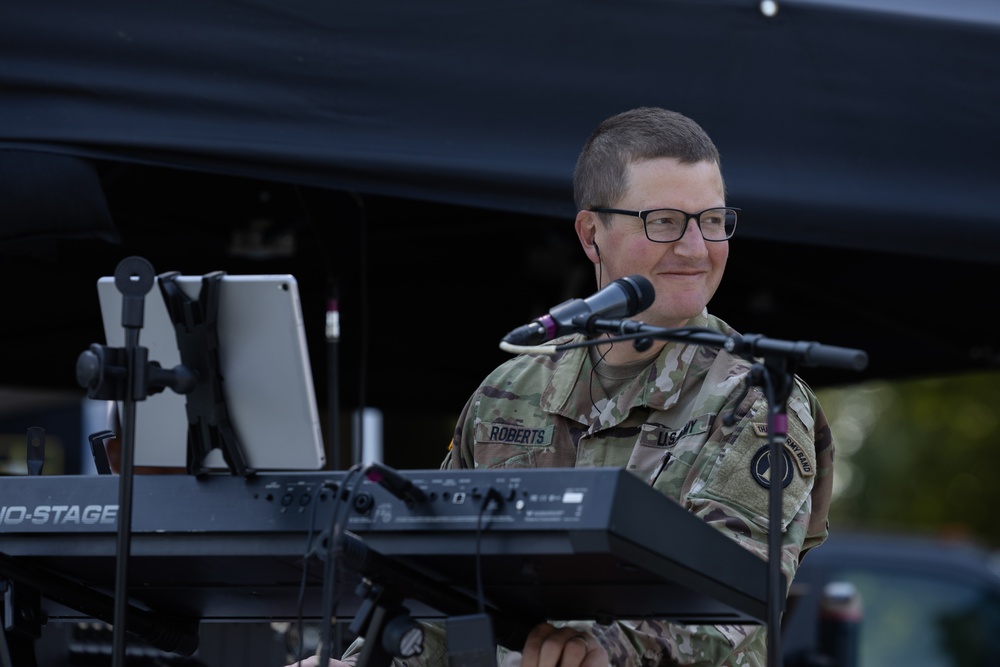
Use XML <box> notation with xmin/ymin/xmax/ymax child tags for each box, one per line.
<box><xmin>575</xmin><ymin>210</ymin><xmax>601</xmax><ymax>265</ymax></box>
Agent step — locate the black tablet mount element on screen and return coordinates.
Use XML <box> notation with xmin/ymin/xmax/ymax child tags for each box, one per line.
<box><xmin>75</xmin><ymin>256</ymin><xmax>251</xmax><ymax>477</ymax></box>
<box><xmin>157</xmin><ymin>269</ymin><xmax>251</xmax><ymax>477</ymax></box>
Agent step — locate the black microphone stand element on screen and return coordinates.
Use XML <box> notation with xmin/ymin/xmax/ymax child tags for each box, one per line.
<box><xmin>582</xmin><ymin>319</ymin><xmax>868</xmax><ymax>667</ymax></box>
<box><xmin>75</xmin><ymin>257</ymin><xmax>199</xmax><ymax>667</ymax></box>
<box><xmin>104</xmin><ymin>257</ymin><xmax>155</xmax><ymax>667</ymax></box>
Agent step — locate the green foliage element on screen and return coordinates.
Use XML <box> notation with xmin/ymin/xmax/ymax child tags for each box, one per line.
<box><xmin>818</xmin><ymin>371</ymin><xmax>1000</xmax><ymax>548</ymax></box>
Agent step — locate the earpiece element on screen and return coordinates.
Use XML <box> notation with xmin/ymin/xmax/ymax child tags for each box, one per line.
<box><xmin>594</xmin><ymin>242</ymin><xmax>601</xmax><ymax>261</ymax></box>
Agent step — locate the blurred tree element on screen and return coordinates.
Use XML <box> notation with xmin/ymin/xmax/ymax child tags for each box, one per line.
<box><xmin>819</xmin><ymin>371</ymin><xmax>1000</xmax><ymax>548</ymax></box>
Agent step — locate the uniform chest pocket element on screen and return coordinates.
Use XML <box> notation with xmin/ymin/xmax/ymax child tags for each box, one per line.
<box><xmin>627</xmin><ymin>416</ymin><xmax>711</xmax><ymax>482</ymax></box>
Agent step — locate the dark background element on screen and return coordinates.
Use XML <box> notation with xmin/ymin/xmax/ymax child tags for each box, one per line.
<box><xmin>2</xmin><ymin>0</ymin><xmax>999</xmax><ymax>470</ymax></box>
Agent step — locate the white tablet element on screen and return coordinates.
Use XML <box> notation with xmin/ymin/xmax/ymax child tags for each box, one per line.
<box><xmin>96</xmin><ymin>273</ymin><xmax>326</xmax><ymax>472</ymax></box>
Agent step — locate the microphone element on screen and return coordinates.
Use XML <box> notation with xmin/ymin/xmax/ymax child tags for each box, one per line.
<box><xmin>502</xmin><ymin>274</ymin><xmax>655</xmax><ymax>345</ymax></box>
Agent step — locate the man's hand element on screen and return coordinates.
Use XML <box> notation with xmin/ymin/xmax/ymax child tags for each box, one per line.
<box><xmin>521</xmin><ymin>623</ymin><xmax>608</xmax><ymax>667</ymax></box>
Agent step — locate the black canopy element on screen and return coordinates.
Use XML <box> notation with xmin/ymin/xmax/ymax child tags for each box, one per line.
<box><xmin>2</xmin><ymin>0</ymin><xmax>999</xmax><ymax>465</ymax></box>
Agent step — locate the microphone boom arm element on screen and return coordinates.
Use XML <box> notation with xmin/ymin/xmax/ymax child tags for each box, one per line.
<box><xmin>579</xmin><ymin>320</ymin><xmax>869</xmax><ymax>372</ymax></box>
<box><xmin>501</xmin><ymin>320</ymin><xmax>868</xmax><ymax>373</ymax></box>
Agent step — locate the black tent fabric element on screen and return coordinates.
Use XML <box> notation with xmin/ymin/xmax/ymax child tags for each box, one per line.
<box><xmin>2</xmin><ymin>0</ymin><xmax>999</xmax><ymax>466</ymax></box>
<box><xmin>4</xmin><ymin>0</ymin><xmax>1000</xmax><ymax>257</ymax></box>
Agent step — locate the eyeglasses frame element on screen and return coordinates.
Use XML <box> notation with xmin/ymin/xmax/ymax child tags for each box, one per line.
<box><xmin>588</xmin><ymin>206</ymin><xmax>740</xmax><ymax>243</ymax></box>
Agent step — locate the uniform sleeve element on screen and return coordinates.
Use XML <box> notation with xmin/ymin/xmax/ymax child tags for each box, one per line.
<box><xmin>441</xmin><ymin>390</ymin><xmax>478</xmax><ymax>470</ymax></box>
<box><xmin>673</xmin><ymin>378</ymin><xmax>833</xmax><ymax>590</ymax></box>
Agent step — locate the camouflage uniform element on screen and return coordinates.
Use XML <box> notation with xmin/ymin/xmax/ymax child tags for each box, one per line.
<box><xmin>343</xmin><ymin>311</ymin><xmax>834</xmax><ymax>667</ymax></box>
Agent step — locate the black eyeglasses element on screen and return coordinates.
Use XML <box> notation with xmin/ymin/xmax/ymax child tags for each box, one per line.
<box><xmin>589</xmin><ymin>207</ymin><xmax>739</xmax><ymax>243</ymax></box>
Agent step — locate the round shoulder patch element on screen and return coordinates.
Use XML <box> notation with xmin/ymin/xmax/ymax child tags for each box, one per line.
<box><xmin>750</xmin><ymin>444</ymin><xmax>793</xmax><ymax>489</ymax></box>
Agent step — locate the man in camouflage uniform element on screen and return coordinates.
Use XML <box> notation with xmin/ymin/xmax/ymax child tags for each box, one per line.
<box><xmin>442</xmin><ymin>309</ymin><xmax>831</xmax><ymax>666</ymax></box>
<box><xmin>294</xmin><ymin>107</ymin><xmax>833</xmax><ymax>667</ymax></box>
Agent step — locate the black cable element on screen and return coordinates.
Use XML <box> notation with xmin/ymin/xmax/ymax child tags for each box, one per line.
<box><xmin>318</xmin><ymin>465</ymin><xmax>365</xmax><ymax>667</ymax></box>
<box><xmin>588</xmin><ymin>264</ymin><xmax>609</xmax><ymax>412</ymax></box>
<box><xmin>352</xmin><ymin>193</ymin><xmax>369</xmax><ymax>467</ymax></box>
<box><xmin>722</xmin><ymin>380</ymin><xmax>754</xmax><ymax>427</ymax></box>
<box><xmin>293</xmin><ymin>478</ymin><xmax>337</xmax><ymax>666</ymax></box>
<box><xmin>555</xmin><ymin>325</ymin><xmax>723</xmax><ymax>352</ymax></box>
<box><xmin>474</xmin><ymin>489</ymin><xmax>504</xmax><ymax>614</ymax></box>
<box><xmin>0</xmin><ymin>611</ymin><xmax>13</xmax><ymax>667</ymax></box>
<box><xmin>587</xmin><ymin>333</ymin><xmax>613</xmax><ymax>415</ymax></box>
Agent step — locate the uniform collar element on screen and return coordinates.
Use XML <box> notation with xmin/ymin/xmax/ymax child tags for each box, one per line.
<box><xmin>542</xmin><ymin>310</ymin><xmax>722</xmax><ymax>427</ymax></box>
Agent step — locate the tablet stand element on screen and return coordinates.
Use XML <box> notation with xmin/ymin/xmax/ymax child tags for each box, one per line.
<box><xmin>157</xmin><ymin>271</ymin><xmax>252</xmax><ymax>477</ymax></box>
